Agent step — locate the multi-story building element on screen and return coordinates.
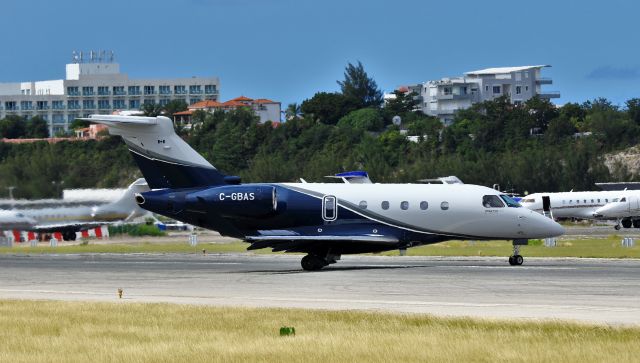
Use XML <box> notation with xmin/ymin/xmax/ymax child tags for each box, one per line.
<box><xmin>394</xmin><ymin>65</ymin><xmax>559</xmax><ymax>125</ymax></box>
<box><xmin>0</xmin><ymin>52</ymin><xmax>220</xmax><ymax>136</ymax></box>
<box><xmin>174</xmin><ymin>96</ymin><xmax>281</xmax><ymax>124</ymax></box>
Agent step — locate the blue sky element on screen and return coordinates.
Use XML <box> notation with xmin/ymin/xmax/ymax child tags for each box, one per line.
<box><xmin>0</xmin><ymin>0</ymin><xmax>637</xmax><ymax>107</ymax></box>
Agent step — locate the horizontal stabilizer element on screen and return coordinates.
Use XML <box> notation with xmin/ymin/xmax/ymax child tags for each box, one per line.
<box><xmin>80</xmin><ymin>115</ymin><xmax>158</xmax><ymax>125</ymax></box>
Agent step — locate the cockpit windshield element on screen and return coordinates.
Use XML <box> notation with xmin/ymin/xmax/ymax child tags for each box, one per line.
<box><xmin>621</xmin><ymin>197</ymin><xmax>627</xmax><ymax>202</ymax></box>
<box><xmin>500</xmin><ymin>195</ymin><xmax>521</xmax><ymax>208</ymax></box>
<box><xmin>482</xmin><ymin>195</ymin><xmax>505</xmax><ymax>208</ymax></box>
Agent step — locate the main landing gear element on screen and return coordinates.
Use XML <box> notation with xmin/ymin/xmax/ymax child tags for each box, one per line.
<box><xmin>62</xmin><ymin>231</ymin><xmax>76</xmax><ymax>241</ymax></box>
<box><xmin>301</xmin><ymin>253</ymin><xmax>340</xmax><ymax>271</ymax></box>
<box><xmin>615</xmin><ymin>218</ymin><xmax>638</xmax><ymax>230</ymax></box>
<box><xmin>508</xmin><ymin>240</ymin><xmax>526</xmax><ymax>266</ymax></box>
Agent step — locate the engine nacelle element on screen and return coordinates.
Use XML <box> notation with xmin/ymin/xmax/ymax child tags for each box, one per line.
<box><xmin>186</xmin><ymin>185</ymin><xmax>278</xmax><ymax>218</ymax></box>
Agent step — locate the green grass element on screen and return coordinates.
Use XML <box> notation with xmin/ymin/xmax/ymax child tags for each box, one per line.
<box><xmin>382</xmin><ymin>237</ymin><xmax>640</xmax><ymax>258</ymax></box>
<box><xmin>1</xmin><ymin>236</ymin><xmax>639</xmax><ymax>259</ymax></box>
<box><xmin>0</xmin><ymin>300</ymin><xmax>638</xmax><ymax>363</ymax></box>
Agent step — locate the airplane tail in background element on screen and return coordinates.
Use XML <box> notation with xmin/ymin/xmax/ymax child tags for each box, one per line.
<box><xmin>82</xmin><ymin>115</ymin><xmax>229</xmax><ymax>189</ymax></box>
<box><xmin>91</xmin><ymin>178</ymin><xmax>151</xmax><ymax>221</ymax></box>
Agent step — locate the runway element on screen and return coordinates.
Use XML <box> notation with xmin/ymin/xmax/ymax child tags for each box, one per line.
<box><xmin>1</xmin><ymin>253</ymin><xmax>639</xmax><ymax>326</ymax></box>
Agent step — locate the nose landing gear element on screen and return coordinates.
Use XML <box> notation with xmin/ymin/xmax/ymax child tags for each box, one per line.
<box><xmin>509</xmin><ymin>240</ymin><xmax>527</xmax><ymax>266</ymax></box>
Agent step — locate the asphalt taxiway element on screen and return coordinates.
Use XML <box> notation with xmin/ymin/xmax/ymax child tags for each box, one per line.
<box><xmin>1</xmin><ymin>253</ymin><xmax>639</xmax><ymax>325</ymax></box>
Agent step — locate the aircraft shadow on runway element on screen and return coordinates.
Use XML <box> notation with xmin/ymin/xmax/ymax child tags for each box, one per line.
<box><xmin>237</xmin><ymin>265</ymin><xmax>427</xmax><ymax>274</ymax></box>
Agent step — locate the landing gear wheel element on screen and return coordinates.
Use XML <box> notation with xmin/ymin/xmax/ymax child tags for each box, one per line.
<box><xmin>301</xmin><ymin>255</ymin><xmax>327</xmax><ymax>271</ymax></box>
<box><xmin>62</xmin><ymin>231</ymin><xmax>76</xmax><ymax>241</ymax></box>
<box><xmin>633</xmin><ymin>220</ymin><xmax>640</xmax><ymax>228</ymax></box>
<box><xmin>622</xmin><ymin>219</ymin><xmax>632</xmax><ymax>229</ymax></box>
<box><xmin>615</xmin><ymin>224</ymin><xmax>621</xmax><ymax>230</ymax></box>
<box><xmin>508</xmin><ymin>255</ymin><xmax>523</xmax><ymax>266</ymax></box>
<box><xmin>514</xmin><ymin>255</ymin><xmax>523</xmax><ymax>265</ymax></box>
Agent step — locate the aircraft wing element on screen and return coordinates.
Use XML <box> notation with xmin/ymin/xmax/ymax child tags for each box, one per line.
<box><xmin>28</xmin><ymin>220</ymin><xmax>125</xmax><ymax>233</ymax></box>
<box><xmin>246</xmin><ymin>234</ymin><xmax>399</xmax><ymax>252</ymax></box>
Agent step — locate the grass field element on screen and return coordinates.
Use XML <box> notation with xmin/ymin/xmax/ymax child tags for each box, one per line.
<box><xmin>382</xmin><ymin>237</ymin><xmax>640</xmax><ymax>258</ymax></box>
<box><xmin>0</xmin><ymin>300</ymin><xmax>638</xmax><ymax>363</ymax></box>
<box><xmin>1</xmin><ymin>236</ymin><xmax>639</xmax><ymax>258</ymax></box>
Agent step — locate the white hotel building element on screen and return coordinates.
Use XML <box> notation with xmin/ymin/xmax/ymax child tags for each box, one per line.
<box><xmin>0</xmin><ymin>55</ymin><xmax>220</xmax><ymax>135</ymax></box>
<box><xmin>395</xmin><ymin>65</ymin><xmax>560</xmax><ymax>125</ymax></box>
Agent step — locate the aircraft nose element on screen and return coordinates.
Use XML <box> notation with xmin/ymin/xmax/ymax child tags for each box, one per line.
<box><xmin>535</xmin><ymin>213</ymin><xmax>564</xmax><ymax>237</ymax></box>
<box><xmin>546</xmin><ymin>218</ymin><xmax>565</xmax><ymax>237</ymax></box>
<box><xmin>523</xmin><ymin>210</ymin><xmax>564</xmax><ymax>238</ymax></box>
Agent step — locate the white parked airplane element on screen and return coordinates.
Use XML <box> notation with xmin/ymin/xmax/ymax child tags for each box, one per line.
<box><xmin>593</xmin><ymin>192</ymin><xmax>640</xmax><ymax>229</ymax></box>
<box><xmin>0</xmin><ymin>210</ymin><xmax>36</xmax><ymax>230</ymax></box>
<box><xmin>520</xmin><ymin>191</ymin><xmax>622</xmax><ymax>220</ymax></box>
<box><xmin>8</xmin><ymin>178</ymin><xmax>149</xmax><ymax>241</ymax></box>
<box><xmin>83</xmin><ymin>114</ymin><xmax>564</xmax><ymax>269</ymax></box>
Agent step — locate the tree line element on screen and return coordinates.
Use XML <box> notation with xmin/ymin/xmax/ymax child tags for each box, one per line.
<box><xmin>0</xmin><ymin>62</ymin><xmax>639</xmax><ymax>198</ymax></box>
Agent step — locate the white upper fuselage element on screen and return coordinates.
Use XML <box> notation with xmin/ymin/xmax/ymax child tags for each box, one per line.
<box><xmin>520</xmin><ymin>191</ymin><xmax>621</xmax><ymax>219</ymax></box>
<box><xmin>283</xmin><ymin>182</ymin><xmax>564</xmax><ymax>240</ymax></box>
<box><xmin>0</xmin><ymin>210</ymin><xmax>36</xmax><ymax>230</ymax></box>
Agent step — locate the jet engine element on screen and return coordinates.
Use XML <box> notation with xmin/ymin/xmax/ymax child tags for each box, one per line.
<box><xmin>186</xmin><ymin>185</ymin><xmax>278</xmax><ymax>218</ymax></box>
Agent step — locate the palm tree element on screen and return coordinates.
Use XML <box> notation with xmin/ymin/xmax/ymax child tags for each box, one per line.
<box><xmin>286</xmin><ymin>103</ymin><xmax>301</xmax><ymax>120</ymax></box>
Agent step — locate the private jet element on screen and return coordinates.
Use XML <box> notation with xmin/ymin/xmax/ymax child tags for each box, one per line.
<box><xmin>83</xmin><ymin>114</ymin><xmax>564</xmax><ymax>270</ymax></box>
<box><xmin>593</xmin><ymin>192</ymin><xmax>640</xmax><ymax>229</ymax></box>
<box><xmin>520</xmin><ymin>191</ymin><xmax>621</xmax><ymax>220</ymax></box>
<box><xmin>10</xmin><ymin>179</ymin><xmax>149</xmax><ymax>241</ymax></box>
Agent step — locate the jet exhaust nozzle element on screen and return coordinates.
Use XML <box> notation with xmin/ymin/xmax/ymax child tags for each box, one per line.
<box><xmin>134</xmin><ymin>193</ymin><xmax>145</xmax><ymax>205</ymax></box>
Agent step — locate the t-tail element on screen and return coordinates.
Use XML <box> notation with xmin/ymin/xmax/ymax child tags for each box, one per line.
<box><xmin>82</xmin><ymin>115</ymin><xmax>235</xmax><ymax>189</ymax></box>
<box><xmin>91</xmin><ymin>178</ymin><xmax>150</xmax><ymax>221</ymax></box>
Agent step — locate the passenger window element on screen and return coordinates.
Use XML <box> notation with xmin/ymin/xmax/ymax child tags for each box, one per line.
<box><xmin>482</xmin><ymin>195</ymin><xmax>505</xmax><ymax>208</ymax></box>
<box><xmin>441</xmin><ymin>201</ymin><xmax>449</xmax><ymax>210</ymax></box>
<box><xmin>591</xmin><ymin>199</ymin><xmax>594</xmax><ymax>203</ymax></box>
<box><xmin>583</xmin><ymin>199</ymin><xmax>586</xmax><ymax>203</ymax></box>
<box><xmin>359</xmin><ymin>200</ymin><xmax>367</xmax><ymax>209</ymax></box>
<box><xmin>597</xmin><ymin>199</ymin><xmax>600</xmax><ymax>203</ymax></box>
<box><xmin>420</xmin><ymin>201</ymin><xmax>428</xmax><ymax>210</ymax></box>
<box><xmin>605</xmin><ymin>199</ymin><xmax>608</xmax><ymax>203</ymax></box>
<box><xmin>381</xmin><ymin>201</ymin><xmax>389</xmax><ymax>210</ymax></box>
<box><xmin>400</xmin><ymin>201</ymin><xmax>409</xmax><ymax>210</ymax></box>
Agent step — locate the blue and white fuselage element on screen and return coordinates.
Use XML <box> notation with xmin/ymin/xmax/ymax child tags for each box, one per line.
<box><xmin>84</xmin><ymin>114</ymin><xmax>564</xmax><ymax>270</ymax></box>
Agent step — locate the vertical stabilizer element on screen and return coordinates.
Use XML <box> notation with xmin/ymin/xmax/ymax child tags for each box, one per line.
<box><xmin>83</xmin><ymin>115</ymin><xmax>227</xmax><ymax>189</ymax></box>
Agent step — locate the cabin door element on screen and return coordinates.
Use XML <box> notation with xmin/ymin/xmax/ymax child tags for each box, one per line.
<box><xmin>322</xmin><ymin>195</ymin><xmax>338</xmax><ymax>221</ymax></box>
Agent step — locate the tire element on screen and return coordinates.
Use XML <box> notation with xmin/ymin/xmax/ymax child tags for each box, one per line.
<box><xmin>508</xmin><ymin>256</ymin><xmax>515</xmax><ymax>266</ymax></box>
<box><xmin>633</xmin><ymin>220</ymin><xmax>640</xmax><ymax>228</ymax></box>
<box><xmin>515</xmin><ymin>255</ymin><xmax>524</xmax><ymax>265</ymax></box>
<box><xmin>622</xmin><ymin>219</ymin><xmax>632</xmax><ymax>229</ymax></box>
<box><xmin>301</xmin><ymin>255</ymin><xmax>326</xmax><ymax>271</ymax></box>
